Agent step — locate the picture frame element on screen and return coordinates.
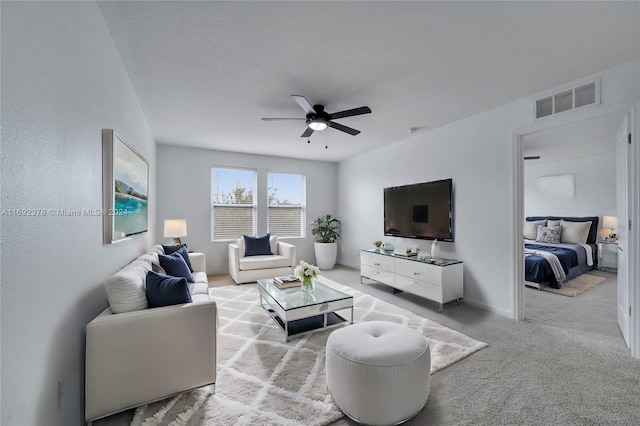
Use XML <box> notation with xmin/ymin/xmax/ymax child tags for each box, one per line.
<box><xmin>102</xmin><ymin>129</ymin><xmax>149</xmax><ymax>244</ymax></box>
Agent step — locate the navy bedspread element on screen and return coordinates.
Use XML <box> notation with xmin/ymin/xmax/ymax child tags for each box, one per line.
<box><xmin>525</xmin><ymin>243</ymin><xmax>579</xmax><ymax>288</ymax></box>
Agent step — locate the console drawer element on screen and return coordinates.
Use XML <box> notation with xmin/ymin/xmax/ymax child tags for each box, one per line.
<box><xmin>396</xmin><ymin>258</ymin><xmax>442</xmax><ymax>286</ymax></box>
<box><xmin>361</xmin><ymin>264</ymin><xmax>396</xmax><ymax>286</ymax></box>
<box><xmin>361</xmin><ymin>251</ymin><xmax>395</xmax><ymax>272</ymax></box>
<box><xmin>395</xmin><ymin>275</ymin><xmax>443</xmax><ymax>302</ymax></box>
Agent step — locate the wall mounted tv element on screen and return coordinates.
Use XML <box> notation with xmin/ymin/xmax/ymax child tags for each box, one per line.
<box><xmin>384</xmin><ymin>178</ymin><xmax>454</xmax><ymax>242</ymax></box>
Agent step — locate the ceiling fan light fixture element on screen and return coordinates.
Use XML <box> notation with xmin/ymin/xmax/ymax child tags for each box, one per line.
<box><xmin>307</xmin><ymin>118</ymin><xmax>328</xmax><ymax>131</ymax></box>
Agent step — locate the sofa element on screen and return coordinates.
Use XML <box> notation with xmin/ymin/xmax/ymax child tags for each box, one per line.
<box><xmin>85</xmin><ymin>245</ymin><xmax>217</xmax><ymax>423</ymax></box>
<box><xmin>228</xmin><ymin>236</ymin><xmax>296</xmax><ymax>284</ymax></box>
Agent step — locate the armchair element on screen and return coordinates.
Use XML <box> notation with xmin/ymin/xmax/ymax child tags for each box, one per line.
<box><xmin>228</xmin><ymin>238</ymin><xmax>296</xmax><ymax>284</ymax></box>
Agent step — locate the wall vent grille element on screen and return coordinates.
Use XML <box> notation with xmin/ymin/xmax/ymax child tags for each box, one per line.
<box><xmin>535</xmin><ymin>78</ymin><xmax>600</xmax><ymax>120</ymax></box>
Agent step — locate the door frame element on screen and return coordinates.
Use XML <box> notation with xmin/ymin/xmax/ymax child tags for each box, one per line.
<box><xmin>512</xmin><ymin>99</ymin><xmax>639</xmax><ymax>358</ymax></box>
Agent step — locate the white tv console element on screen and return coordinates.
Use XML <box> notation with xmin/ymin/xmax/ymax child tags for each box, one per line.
<box><xmin>360</xmin><ymin>249</ymin><xmax>463</xmax><ymax>312</ymax></box>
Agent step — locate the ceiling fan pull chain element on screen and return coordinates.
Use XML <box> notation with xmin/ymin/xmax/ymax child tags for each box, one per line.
<box><xmin>325</xmin><ymin>128</ymin><xmax>328</xmax><ymax>149</ymax></box>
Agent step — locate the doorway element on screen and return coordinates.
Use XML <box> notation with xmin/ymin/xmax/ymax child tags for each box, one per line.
<box><xmin>512</xmin><ymin>100</ymin><xmax>639</xmax><ymax>359</ymax></box>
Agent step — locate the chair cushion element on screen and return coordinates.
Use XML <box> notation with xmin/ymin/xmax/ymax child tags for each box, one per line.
<box><xmin>145</xmin><ymin>271</ymin><xmax>192</xmax><ymax>308</ymax></box>
<box><xmin>239</xmin><ymin>254</ymin><xmax>291</xmax><ymax>271</ymax></box>
<box><xmin>244</xmin><ymin>233</ymin><xmax>272</xmax><ymax>256</ymax></box>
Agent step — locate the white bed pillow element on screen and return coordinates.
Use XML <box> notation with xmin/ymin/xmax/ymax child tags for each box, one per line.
<box><xmin>524</xmin><ymin>219</ymin><xmax>546</xmax><ymax>240</ymax></box>
<box><xmin>560</xmin><ymin>220</ymin><xmax>591</xmax><ymax>244</ymax></box>
<box><xmin>536</xmin><ymin>225</ymin><xmax>561</xmax><ymax>244</ymax></box>
<box><xmin>547</xmin><ymin>219</ymin><xmax>561</xmax><ymax>228</ymax></box>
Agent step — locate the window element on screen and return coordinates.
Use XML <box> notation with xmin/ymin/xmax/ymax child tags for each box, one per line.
<box><xmin>268</xmin><ymin>172</ymin><xmax>305</xmax><ymax>238</ymax></box>
<box><xmin>211</xmin><ymin>167</ymin><xmax>256</xmax><ymax>240</ymax></box>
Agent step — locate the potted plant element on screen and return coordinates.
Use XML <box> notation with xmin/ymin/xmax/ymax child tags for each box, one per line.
<box><xmin>311</xmin><ymin>214</ymin><xmax>341</xmax><ymax>269</ymax></box>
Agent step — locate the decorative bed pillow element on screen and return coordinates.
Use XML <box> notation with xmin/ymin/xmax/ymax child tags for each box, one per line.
<box><xmin>524</xmin><ymin>219</ymin><xmax>546</xmax><ymax>240</ymax></box>
<box><xmin>158</xmin><ymin>252</ymin><xmax>195</xmax><ymax>282</ymax></box>
<box><xmin>560</xmin><ymin>220</ymin><xmax>591</xmax><ymax>244</ymax></box>
<box><xmin>145</xmin><ymin>271</ymin><xmax>192</xmax><ymax>308</ymax></box>
<box><xmin>244</xmin><ymin>233</ymin><xmax>272</xmax><ymax>256</ymax></box>
<box><xmin>536</xmin><ymin>225</ymin><xmax>561</xmax><ymax>244</ymax></box>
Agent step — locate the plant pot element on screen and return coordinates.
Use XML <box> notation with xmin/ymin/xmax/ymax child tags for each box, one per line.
<box><xmin>314</xmin><ymin>242</ymin><xmax>337</xmax><ymax>270</ymax></box>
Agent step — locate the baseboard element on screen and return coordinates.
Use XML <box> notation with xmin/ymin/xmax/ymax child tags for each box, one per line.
<box><xmin>463</xmin><ymin>298</ymin><xmax>514</xmax><ymax>319</ymax></box>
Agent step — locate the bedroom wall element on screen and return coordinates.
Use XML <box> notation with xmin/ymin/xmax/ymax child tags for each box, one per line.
<box><xmin>156</xmin><ymin>145</ymin><xmax>337</xmax><ymax>274</ymax></box>
<box><xmin>1</xmin><ymin>2</ymin><xmax>155</xmax><ymax>425</ymax></box>
<box><xmin>523</xmin><ymin>113</ymin><xmax>621</xmax><ymax>240</ymax></box>
<box><xmin>337</xmin><ymin>59</ymin><xmax>640</xmax><ymax>317</ymax></box>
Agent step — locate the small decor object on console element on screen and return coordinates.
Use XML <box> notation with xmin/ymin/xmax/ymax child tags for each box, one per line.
<box><xmin>294</xmin><ymin>261</ymin><xmax>319</xmax><ymax>294</ymax></box>
<box><xmin>431</xmin><ymin>239</ymin><xmax>440</xmax><ymax>259</ymax></box>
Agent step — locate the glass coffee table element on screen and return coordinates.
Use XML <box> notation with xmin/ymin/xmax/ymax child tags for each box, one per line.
<box><xmin>257</xmin><ymin>278</ymin><xmax>354</xmax><ymax>342</ymax></box>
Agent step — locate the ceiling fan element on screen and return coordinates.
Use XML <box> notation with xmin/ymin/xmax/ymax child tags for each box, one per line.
<box><xmin>262</xmin><ymin>95</ymin><xmax>371</xmax><ymax>137</ymax></box>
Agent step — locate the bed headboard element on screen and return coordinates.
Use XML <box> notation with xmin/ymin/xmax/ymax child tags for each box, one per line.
<box><xmin>525</xmin><ymin>216</ymin><xmax>600</xmax><ymax>244</ymax></box>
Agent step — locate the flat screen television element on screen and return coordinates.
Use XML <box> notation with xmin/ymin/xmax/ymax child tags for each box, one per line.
<box><xmin>384</xmin><ymin>178</ymin><xmax>454</xmax><ymax>242</ymax></box>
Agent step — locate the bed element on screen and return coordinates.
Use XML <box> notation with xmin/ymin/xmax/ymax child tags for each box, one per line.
<box><xmin>523</xmin><ymin>216</ymin><xmax>599</xmax><ymax>289</ymax></box>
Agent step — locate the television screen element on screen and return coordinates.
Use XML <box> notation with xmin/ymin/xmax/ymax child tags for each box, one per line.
<box><xmin>384</xmin><ymin>178</ymin><xmax>454</xmax><ymax>241</ymax></box>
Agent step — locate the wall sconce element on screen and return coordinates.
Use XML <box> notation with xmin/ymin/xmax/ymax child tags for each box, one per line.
<box><xmin>164</xmin><ymin>219</ymin><xmax>187</xmax><ymax>245</ymax></box>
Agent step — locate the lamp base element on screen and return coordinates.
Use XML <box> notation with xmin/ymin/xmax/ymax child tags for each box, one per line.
<box><xmin>173</xmin><ymin>237</ymin><xmax>182</xmax><ymax>245</ymax></box>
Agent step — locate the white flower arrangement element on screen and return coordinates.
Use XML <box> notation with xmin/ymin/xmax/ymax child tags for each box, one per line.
<box><xmin>294</xmin><ymin>260</ymin><xmax>319</xmax><ymax>283</ymax></box>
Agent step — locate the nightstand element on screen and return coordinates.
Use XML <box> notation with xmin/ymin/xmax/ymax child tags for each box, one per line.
<box><xmin>597</xmin><ymin>241</ymin><xmax>618</xmax><ymax>272</ymax></box>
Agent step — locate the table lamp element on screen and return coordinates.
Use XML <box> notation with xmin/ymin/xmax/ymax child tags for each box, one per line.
<box><xmin>602</xmin><ymin>216</ymin><xmax>618</xmax><ymax>241</ymax></box>
<box><xmin>164</xmin><ymin>219</ymin><xmax>187</xmax><ymax>245</ymax></box>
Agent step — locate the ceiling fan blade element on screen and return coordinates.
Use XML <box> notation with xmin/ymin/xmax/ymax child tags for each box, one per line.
<box><xmin>292</xmin><ymin>95</ymin><xmax>316</xmax><ymax>115</ymax></box>
<box><xmin>329</xmin><ymin>106</ymin><xmax>371</xmax><ymax>120</ymax></box>
<box><xmin>301</xmin><ymin>127</ymin><xmax>314</xmax><ymax>138</ymax></box>
<box><xmin>329</xmin><ymin>121</ymin><xmax>360</xmax><ymax>135</ymax></box>
<box><xmin>261</xmin><ymin>117</ymin><xmax>305</xmax><ymax>121</ymax></box>
<box><xmin>524</xmin><ymin>156</ymin><xmax>541</xmax><ymax>160</ymax></box>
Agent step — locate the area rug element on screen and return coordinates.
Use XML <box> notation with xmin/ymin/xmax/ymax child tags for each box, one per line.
<box><xmin>539</xmin><ymin>273</ymin><xmax>607</xmax><ymax>297</ymax></box>
<box><xmin>128</xmin><ymin>277</ymin><xmax>487</xmax><ymax>426</ymax></box>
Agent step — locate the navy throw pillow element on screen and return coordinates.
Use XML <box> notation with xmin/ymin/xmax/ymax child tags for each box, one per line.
<box><xmin>158</xmin><ymin>252</ymin><xmax>194</xmax><ymax>283</ymax></box>
<box><xmin>162</xmin><ymin>244</ymin><xmax>193</xmax><ymax>272</ymax></box>
<box><xmin>244</xmin><ymin>233</ymin><xmax>272</xmax><ymax>256</ymax></box>
<box><xmin>145</xmin><ymin>271</ymin><xmax>192</xmax><ymax>308</ymax></box>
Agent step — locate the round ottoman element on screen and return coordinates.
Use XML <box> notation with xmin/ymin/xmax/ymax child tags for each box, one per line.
<box><xmin>326</xmin><ymin>321</ymin><xmax>430</xmax><ymax>425</ymax></box>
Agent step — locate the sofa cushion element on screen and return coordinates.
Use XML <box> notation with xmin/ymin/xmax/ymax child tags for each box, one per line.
<box><xmin>244</xmin><ymin>233</ymin><xmax>272</xmax><ymax>256</ymax></box>
<box><xmin>145</xmin><ymin>271</ymin><xmax>192</xmax><ymax>308</ymax></box>
<box><xmin>239</xmin><ymin>254</ymin><xmax>291</xmax><ymax>271</ymax></box>
<box><xmin>162</xmin><ymin>244</ymin><xmax>194</xmax><ymax>272</ymax></box>
<box><xmin>192</xmin><ymin>271</ymin><xmax>208</xmax><ymax>284</ymax></box>
<box><xmin>104</xmin><ymin>260</ymin><xmax>152</xmax><ymax>313</ymax></box>
<box><xmin>269</xmin><ymin>235</ymin><xmax>278</xmax><ymax>255</ymax></box>
<box><xmin>159</xmin><ymin>252</ymin><xmax>194</xmax><ymax>283</ymax></box>
<box><xmin>151</xmin><ymin>262</ymin><xmax>167</xmax><ymax>275</ymax></box>
<box><xmin>188</xmin><ymin>282</ymin><xmax>210</xmax><ymax>296</ymax></box>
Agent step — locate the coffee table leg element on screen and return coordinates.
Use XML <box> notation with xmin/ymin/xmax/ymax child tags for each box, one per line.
<box><xmin>285</xmin><ymin>320</ymin><xmax>289</xmax><ymax>342</ymax></box>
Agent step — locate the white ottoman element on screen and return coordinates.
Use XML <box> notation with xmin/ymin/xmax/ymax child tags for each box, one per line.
<box><xmin>326</xmin><ymin>321</ymin><xmax>430</xmax><ymax>425</ymax></box>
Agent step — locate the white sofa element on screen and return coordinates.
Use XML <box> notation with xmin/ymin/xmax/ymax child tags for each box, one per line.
<box><xmin>85</xmin><ymin>245</ymin><xmax>217</xmax><ymax>423</ymax></box>
<box><xmin>228</xmin><ymin>237</ymin><xmax>296</xmax><ymax>284</ymax></box>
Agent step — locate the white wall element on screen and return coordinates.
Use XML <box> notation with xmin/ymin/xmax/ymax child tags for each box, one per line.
<box><xmin>156</xmin><ymin>145</ymin><xmax>337</xmax><ymax>274</ymax></box>
<box><xmin>337</xmin><ymin>60</ymin><xmax>639</xmax><ymax>317</ymax></box>
<box><xmin>1</xmin><ymin>3</ymin><xmax>155</xmax><ymax>425</ymax></box>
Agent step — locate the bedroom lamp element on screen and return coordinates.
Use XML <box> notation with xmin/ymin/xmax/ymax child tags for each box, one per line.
<box><xmin>164</xmin><ymin>219</ymin><xmax>187</xmax><ymax>245</ymax></box>
<box><xmin>602</xmin><ymin>216</ymin><xmax>618</xmax><ymax>241</ymax></box>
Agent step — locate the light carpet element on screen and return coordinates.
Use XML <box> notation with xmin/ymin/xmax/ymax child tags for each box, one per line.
<box><xmin>539</xmin><ymin>273</ymin><xmax>607</xmax><ymax>297</ymax></box>
<box><xmin>128</xmin><ymin>277</ymin><xmax>487</xmax><ymax>426</ymax></box>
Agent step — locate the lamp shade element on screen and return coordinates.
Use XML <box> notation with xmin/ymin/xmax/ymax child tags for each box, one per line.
<box><xmin>602</xmin><ymin>216</ymin><xmax>617</xmax><ymax>230</ymax></box>
<box><xmin>164</xmin><ymin>219</ymin><xmax>187</xmax><ymax>238</ymax></box>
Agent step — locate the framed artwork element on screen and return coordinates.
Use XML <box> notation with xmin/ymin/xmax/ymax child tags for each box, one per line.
<box><xmin>102</xmin><ymin>129</ymin><xmax>149</xmax><ymax>243</ymax></box>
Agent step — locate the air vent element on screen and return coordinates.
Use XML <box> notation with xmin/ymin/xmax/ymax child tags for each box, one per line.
<box><xmin>535</xmin><ymin>78</ymin><xmax>600</xmax><ymax>120</ymax></box>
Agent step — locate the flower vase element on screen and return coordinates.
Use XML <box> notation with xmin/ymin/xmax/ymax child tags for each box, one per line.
<box><xmin>301</xmin><ymin>276</ymin><xmax>315</xmax><ymax>294</ymax></box>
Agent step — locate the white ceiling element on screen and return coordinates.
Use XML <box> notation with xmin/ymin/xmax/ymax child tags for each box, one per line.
<box><xmin>97</xmin><ymin>1</ymin><xmax>640</xmax><ymax>162</ymax></box>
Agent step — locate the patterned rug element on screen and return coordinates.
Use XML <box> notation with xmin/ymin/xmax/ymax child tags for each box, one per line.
<box><xmin>538</xmin><ymin>273</ymin><xmax>607</xmax><ymax>297</ymax></box>
<box><xmin>125</xmin><ymin>277</ymin><xmax>487</xmax><ymax>426</ymax></box>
